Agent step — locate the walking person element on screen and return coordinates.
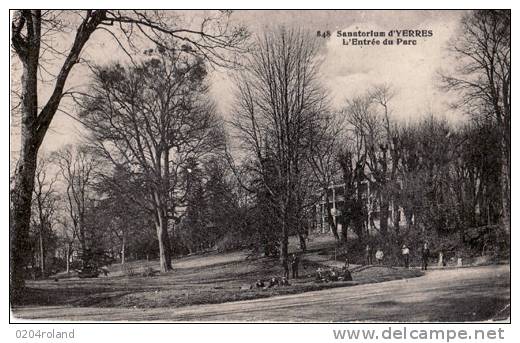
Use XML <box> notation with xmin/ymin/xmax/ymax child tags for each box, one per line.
<box><xmin>375</xmin><ymin>248</ymin><xmax>384</xmax><ymax>265</ymax></box>
<box><xmin>401</xmin><ymin>244</ymin><xmax>410</xmax><ymax>268</ymax></box>
<box><xmin>365</xmin><ymin>244</ymin><xmax>373</xmax><ymax>265</ymax></box>
<box><xmin>290</xmin><ymin>253</ymin><xmax>299</xmax><ymax>279</ymax></box>
<box><xmin>421</xmin><ymin>242</ymin><xmax>430</xmax><ymax>270</ymax></box>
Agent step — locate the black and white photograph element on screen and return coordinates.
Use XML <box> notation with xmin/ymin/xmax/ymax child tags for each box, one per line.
<box><xmin>8</xmin><ymin>8</ymin><xmax>511</xmax><ymax>323</ymax></box>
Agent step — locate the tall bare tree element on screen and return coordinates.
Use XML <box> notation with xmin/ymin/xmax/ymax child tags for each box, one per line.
<box><xmin>53</xmin><ymin>145</ymin><xmax>100</xmax><ymax>267</ymax></box>
<box><xmin>371</xmin><ymin>85</ymin><xmax>401</xmax><ymax>233</ymax></box>
<box><xmin>230</xmin><ymin>27</ymin><xmax>328</xmax><ymax>276</ymax></box>
<box><xmin>10</xmin><ymin>10</ymin><xmax>247</xmax><ymax>295</ymax></box>
<box><xmin>32</xmin><ymin>155</ymin><xmax>58</xmax><ymax>277</ymax></box>
<box><xmin>81</xmin><ymin>50</ymin><xmax>225</xmax><ymax>272</ymax></box>
<box><xmin>342</xmin><ymin>85</ymin><xmax>400</xmax><ymax>236</ymax></box>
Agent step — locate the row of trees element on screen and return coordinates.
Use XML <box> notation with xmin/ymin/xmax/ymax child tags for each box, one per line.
<box><xmin>337</xmin><ymin>96</ymin><xmax>504</xmax><ymax>241</ymax></box>
<box><xmin>24</xmin><ymin>144</ymin><xmax>243</xmax><ymax>278</ymax></box>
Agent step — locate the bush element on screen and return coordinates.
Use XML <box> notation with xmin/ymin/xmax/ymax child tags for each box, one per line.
<box><xmin>214</xmin><ymin>233</ymin><xmax>244</xmax><ymax>253</ymax></box>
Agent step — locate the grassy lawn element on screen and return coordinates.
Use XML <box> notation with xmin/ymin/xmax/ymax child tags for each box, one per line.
<box><xmin>14</xmin><ymin>248</ymin><xmax>422</xmax><ymax>309</ymax></box>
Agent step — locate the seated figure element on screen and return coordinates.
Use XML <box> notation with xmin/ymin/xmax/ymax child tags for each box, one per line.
<box><xmin>268</xmin><ymin>277</ymin><xmax>279</xmax><ymax>288</ymax></box>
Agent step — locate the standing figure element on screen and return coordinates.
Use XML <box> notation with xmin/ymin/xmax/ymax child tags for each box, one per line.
<box><xmin>401</xmin><ymin>245</ymin><xmax>410</xmax><ymax>268</ymax></box>
<box><xmin>283</xmin><ymin>256</ymin><xmax>289</xmax><ymax>279</ymax></box>
<box><xmin>316</xmin><ymin>267</ymin><xmax>323</xmax><ymax>282</ymax></box>
<box><xmin>421</xmin><ymin>242</ymin><xmax>430</xmax><ymax>270</ymax></box>
<box><xmin>365</xmin><ymin>244</ymin><xmax>373</xmax><ymax>265</ymax></box>
<box><xmin>375</xmin><ymin>248</ymin><xmax>384</xmax><ymax>265</ymax></box>
<box><xmin>290</xmin><ymin>253</ymin><xmax>300</xmax><ymax>279</ymax></box>
<box><xmin>438</xmin><ymin>252</ymin><xmax>444</xmax><ymax>267</ymax></box>
<box><xmin>342</xmin><ymin>257</ymin><xmax>353</xmax><ymax>281</ymax></box>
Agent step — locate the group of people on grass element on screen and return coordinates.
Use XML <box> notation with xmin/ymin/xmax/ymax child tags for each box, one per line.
<box><xmin>257</xmin><ymin>241</ymin><xmax>433</xmax><ymax>289</ymax></box>
<box><xmin>315</xmin><ymin>265</ymin><xmax>353</xmax><ymax>283</ymax></box>
<box><xmin>255</xmin><ymin>276</ymin><xmax>291</xmax><ymax>289</ymax></box>
<box><xmin>290</xmin><ymin>252</ymin><xmax>355</xmax><ymax>284</ymax></box>
<box><xmin>254</xmin><ymin>253</ymin><xmax>301</xmax><ymax>289</ymax></box>
<box><xmin>365</xmin><ymin>242</ymin><xmax>431</xmax><ymax>270</ymax></box>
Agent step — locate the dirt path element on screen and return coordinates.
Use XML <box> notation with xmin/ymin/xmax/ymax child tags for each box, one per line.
<box><xmin>12</xmin><ymin>265</ymin><xmax>509</xmax><ymax>322</ymax></box>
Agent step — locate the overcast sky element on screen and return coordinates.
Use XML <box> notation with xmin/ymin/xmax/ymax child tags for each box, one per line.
<box><xmin>214</xmin><ymin>10</ymin><xmax>464</xmax><ymax>121</ymax></box>
<box><xmin>10</xmin><ymin>10</ymin><xmax>466</xmax><ymax>155</ymax></box>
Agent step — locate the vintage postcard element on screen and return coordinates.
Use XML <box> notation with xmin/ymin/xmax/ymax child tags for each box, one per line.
<box><xmin>9</xmin><ymin>9</ymin><xmax>510</xmax><ymax>324</ymax></box>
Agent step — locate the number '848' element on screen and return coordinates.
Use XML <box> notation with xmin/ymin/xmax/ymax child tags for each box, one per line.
<box><xmin>317</xmin><ymin>30</ymin><xmax>331</xmax><ymax>38</ymax></box>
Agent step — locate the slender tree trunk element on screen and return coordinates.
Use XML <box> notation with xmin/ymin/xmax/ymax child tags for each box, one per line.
<box><xmin>379</xmin><ymin>195</ymin><xmax>389</xmax><ymax>235</ymax></box>
<box><xmin>392</xmin><ymin>201</ymin><xmax>400</xmax><ymax>234</ymax></box>
<box><xmin>353</xmin><ymin>178</ymin><xmax>365</xmax><ymax>240</ymax></box>
<box><xmin>298</xmin><ymin>233</ymin><xmax>307</xmax><ymax>252</ymax></box>
<box><xmin>279</xmin><ymin>202</ymin><xmax>289</xmax><ymax>278</ymax></box>
<box><xmin>153</xmin><ymin>150</ymin><xmax>173</xmax><ymax>272</ymax></box>
<box><xmin>78</xmin><ymin>229</ymin><xmax>87</xmax><ymax>267</ymax></box>
<box><xmin>324</xmin><ymin>192</ymin><xmax>340</xmax><ymax>240</ymax></box>
<box><xmin>121</xmin><ymin>235</ymin><xmax>125</xmax><ymax>265</ymax></box>
<box><xmin>368</xmin><ymin>215</ymin><xmax>374</xmax><ymax>232</ymax></box>
<box><xmin>280</xmin><ymin>224</ymin><xmax>289</xmax><ymax>278</ymax></box>
<box><xmin>501</xmin><ymin>154</ymin><xmax>510</xmax><ymax>233</ymax></box>
<box><xmin>340</xmin><ymin>205</ymin><xmax>350</xmax><ymax>242</ymax></box>
<box><xmin>65</xmin><ymin>244</ymin><xmax>70</xmax><ymax>274</ymax></box>
<box><xmin>404</xmin><ymin>207</ymin><xmax>414</xmax><ymax>229</ymax></box>
<box><xmin>39</xmin><ymin>225</ymin><xmax>45</xmax><ymax>277</ymax></box>
<box><xmin>154</xmin><ymin>203</ymin><xmax>172</xmax><ymax>272</ymax></box>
